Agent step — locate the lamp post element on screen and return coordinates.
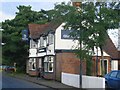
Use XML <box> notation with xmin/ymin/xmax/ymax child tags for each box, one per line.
<box><xmin>79</xmin><ymin>33</ymin><xmax>82</xmax><ymax>88</ymax></box>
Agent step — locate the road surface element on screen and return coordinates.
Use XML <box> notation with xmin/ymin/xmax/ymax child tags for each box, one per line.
<box><xmin>2</xmin><ymin>72</ymin><xmax>53</xmax><ymax>89</ymax></box>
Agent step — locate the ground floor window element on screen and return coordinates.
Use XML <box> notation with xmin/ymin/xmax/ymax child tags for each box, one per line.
<box><xmin>100</xmin><ymin>59</ymin><xmax>108</xmax><ymax>75</ymax></box>
<box><xmin>29</xmin><ymin>58</ymin><xmax>36</xmax><ymax>70</ymax></box>
<box><xmin>44</xmin><ymin>56</ymin><xmax>54</xmax><ymax>72</ymax></box>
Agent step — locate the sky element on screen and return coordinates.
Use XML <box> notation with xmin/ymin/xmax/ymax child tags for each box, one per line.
<box><xmin>0</xmin><ymin>0</ymin><xmax>70</xmax><ymax>22</ymax></box>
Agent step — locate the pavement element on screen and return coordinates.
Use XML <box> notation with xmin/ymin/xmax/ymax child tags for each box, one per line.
<box><xmin>7</xmin><ymin>72</ymin><xmax>80</xmax><ymax>90</ymax></box>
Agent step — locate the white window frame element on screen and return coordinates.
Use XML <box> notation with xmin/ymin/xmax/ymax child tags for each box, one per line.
<box><xmin>44</xmin><ymin>56</ymin><xmax>54</xmax><ymax>72</ymax></box>
<box><xmin>40</xmin><ymin>37</ymin><xmax>44</xmax><ymax>47</ymax></box>
<box><xmin>29</xmin><ymin>58</ymin><xmax>36</xmax><ymax>70</ymax></box>
<box><xmin>48</xmin><ymin>33</ymin><xmax>54</xmax><ymax>45</ymax></box>
<box><xmin>40</xmin><ymin>36</ymin><xmax>46</xmax><ymax>48</ymax></box>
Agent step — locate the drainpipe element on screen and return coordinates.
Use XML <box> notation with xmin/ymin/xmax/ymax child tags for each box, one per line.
<box><xmin>53</xmin><ymin>31</ymin><xmax>56</xmax><ymax>80</ymax></box>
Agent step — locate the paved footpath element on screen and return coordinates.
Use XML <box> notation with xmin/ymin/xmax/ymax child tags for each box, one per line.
<box><xmin>8</xmin><ymin>72</ymin><xmax>82</xmax><ymax>90</ymax></box>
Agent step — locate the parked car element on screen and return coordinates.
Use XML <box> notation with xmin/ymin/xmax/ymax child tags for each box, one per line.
<box><xmin>5</xmin><ymin>66</ymin><xmax>16</xmax><ymax>72</ymax></box>
<box><xmin>104</xmin><ymin>70</ymin><xmax>120</xmax><ymax>89</ymax></box>
<box><xmin>0</xmin><ymin>65</ymin><xmax>7</xmax><ymax>71</ymax></box>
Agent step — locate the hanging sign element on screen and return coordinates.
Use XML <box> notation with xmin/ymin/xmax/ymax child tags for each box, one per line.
<box><xmin>22</xmin><ymin>29</ymin><xmax>29</xmax><ymax>41</ymax></box>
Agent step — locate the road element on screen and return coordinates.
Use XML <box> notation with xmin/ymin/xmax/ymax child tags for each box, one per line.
<box><xmin>2</xmin><ymin>72</ymin><xmax>54</xmax><ymax>89</ymax></box>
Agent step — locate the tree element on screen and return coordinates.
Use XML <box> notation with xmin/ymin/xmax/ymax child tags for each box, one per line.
<box><xmin>54</xmin><ymin>2</ymin><xmax>119</xmax><ymax>88</ymax></box>
<box><xmin>2</xmin><ymin>5</ymin><xmax>50</xmax><ymax>72</ymax></box>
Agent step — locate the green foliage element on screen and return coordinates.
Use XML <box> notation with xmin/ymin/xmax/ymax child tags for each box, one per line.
<box><xmin>86</xmin><ymin>58</ymin><xmax>93</xmax><ymax>76</ymax></box>
<box><xmin>54</xmin><ymin>2</ymin><xmax>119</xmax><ymax>75</ymax></box>
<box><xmin>2</xmin><ymin>5</ymin><xmax>51</xmax><ymax>71</ymax></box>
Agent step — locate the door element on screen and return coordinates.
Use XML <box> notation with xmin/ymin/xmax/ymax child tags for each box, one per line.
<box><xmin>100</xmin><ymin>59</ymin><xmax>108</xmax><ymax>76</ymax></box>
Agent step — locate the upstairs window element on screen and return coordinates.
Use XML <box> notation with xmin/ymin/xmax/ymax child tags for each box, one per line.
<box><xmin>40</xmin><ymin>37</ymin><xmax>44</xmax><ymax>48</ymax></box>
<box><xmin>48</xmin><ymin>33</ymin><xmax>54</xmax><ymax>45</ymax></box>
<box><xmin>30</xmin><ymin>39</ymin><xmax>37</xmax><ymax>48</ymax></box>
<box><xmin>40</xmin><ymin>37</ymin><xmax>46</xmax><ymax>48</ymax></box>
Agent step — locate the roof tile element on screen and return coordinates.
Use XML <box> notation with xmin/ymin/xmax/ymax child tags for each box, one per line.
<box><xmin>28</xmin><ymin>22</ymin><xmax>61</xmax><ymax>39</ymax></box>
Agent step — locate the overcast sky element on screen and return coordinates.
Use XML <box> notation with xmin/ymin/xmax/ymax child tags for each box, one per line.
<box><xmin>0</xmin><ymin>0</ymin><xmax>70</xmax><ymax>22</ymax></box>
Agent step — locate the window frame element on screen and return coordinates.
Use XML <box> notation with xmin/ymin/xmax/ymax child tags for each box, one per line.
<box><xmin>110</xmin><ymin>71</ymin><xmax>118</xmax><ymax>78</ymax></box>
<box><xmin>116</xmin><ymin>72</ymin><xmax>120</xmax><ymax>79</ymax></box>
<box><xmin>44</xmin><ymin>56</ymin><xmax>54</xmax><ymax>73</ymax></box>
<box><xmin>30</xmin><ymin>39</ymin><xmax>37</xmax><ymax>49</ymax></box>
<box><xmin>29</xmin><ymin>58</ymin><xmax>36</xmax><ymax>70</ymax></box>
<box><xmin>48</xmin><ymin>33</ymin><xmax>54</xmax><ymax>45</ymax></box>
<box><xmin>40</xmin><ymin>36</ymin><xmax>46</xmax><ymax>48</ymax></box>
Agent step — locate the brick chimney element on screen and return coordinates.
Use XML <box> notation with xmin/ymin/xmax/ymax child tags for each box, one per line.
<box><xmin>71</xmin><ymin>0</ymin><xmax>81</xmax><ymax>7</ymax></box>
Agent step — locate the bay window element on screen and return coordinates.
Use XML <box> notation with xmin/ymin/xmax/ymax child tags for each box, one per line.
<box><xmin>44</xmin><ymin>56</ymin><xmax>54</xmax><ymax>72</ymax></box>
<box><xmin>29</xmin><ymin>58</ymin><xmax>36</xmax><ymax>70</ymax></box>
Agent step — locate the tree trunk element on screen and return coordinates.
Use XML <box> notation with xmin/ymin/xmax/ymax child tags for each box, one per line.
<box><xmin>100</xmin><ymin>46</ymin><xmax>105</xmax><ymax>76</ymax></box>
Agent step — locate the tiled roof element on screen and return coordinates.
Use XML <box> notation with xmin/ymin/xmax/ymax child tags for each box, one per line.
<box><xmin>103</xmin><ymin>35</ymin><xmax>119</xmax><ymax>59</ymax></box>
<box><xmin>108</xmin><ymin>29</ymin><xmax>118</xmax><ymax>49</ymax></box>
<box><xmin>28</xmin><ymin>22</ymin><xmax>61</xmax><ymax>39</ymax></box>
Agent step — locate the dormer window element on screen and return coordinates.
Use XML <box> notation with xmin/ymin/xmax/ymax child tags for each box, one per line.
<box><xmin>40</xmin><ymin>37</ymin><xmax>44</xmax><ymax>47</ymax></box>
<box><xmin>40</xmin><ymin>36</ymin><xmax>46</xmax><ymax>48</ymax></box>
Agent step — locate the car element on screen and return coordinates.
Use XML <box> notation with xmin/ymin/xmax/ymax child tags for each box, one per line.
<box><xmin>5</xmin><ymin>66</ymin><xmax>16</xmax><ymax>72</ymax></box>
<box><xmin>104</xmin><ymin>70</ymin><xmax>120</xmax><ymax>89</ymax></box>
<box><xmin>0</xmin><ymin>65</ymin><xmax>7</xmax><ymax>71</ymax></box>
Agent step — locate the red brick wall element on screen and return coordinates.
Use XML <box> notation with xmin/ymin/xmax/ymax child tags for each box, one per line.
<box><xmin>55</xmin><ymin>53</ymin><xmax>62</xmax><ymax>81</ymax></box>
<box><xmin>28</xmin><ymin>70</ymin><xmax>37</xmax><ymax>76</ymax></box>
<box><xmin>56</xmin><ymin>52</ymin><xmax>86</xmax><ymax>75</ymax></box>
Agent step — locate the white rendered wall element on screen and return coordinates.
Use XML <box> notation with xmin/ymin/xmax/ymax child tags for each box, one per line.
<box><xmin>37</xmin><ymin>52</ymin><xmax>46</xmax><ymax>57</ymax></box>
<box><xmin>111</xmin><ymin>61</ymin><xmax>118</xmax><ymax>70</ymax></box>
<box><xmin>47</xmin><ymin>44</ymin><xmax>55</xmax><ymax>55</ymax></box>
<box><xmin>62</xmin><ymin>72</ymin><xmax>80</xmax><ymax>88</ymax></box>
<box><xmin>93</xmin><ymin>47</ymin><xmax>110</xmax><ymax>57</ymax></box>
<box><xmin>55</xmin><ymin>23</ymin><xmax>78</xmax><ymax>50</ymax></box>
<box><xmin>29</xmin><ymin>49</ymin><xmax>37</xmax><ymax>57</ymax></box>
<box><xmin>62</xmin><ymin>72</ymin><xmax>105</xmax><ymax>88</ymax></box>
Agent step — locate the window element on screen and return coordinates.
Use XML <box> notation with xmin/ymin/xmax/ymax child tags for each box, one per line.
<box><xmin>44</xmin><ymin>56</ymin><xmax>54</xmax><ymax>72</ymax></box>
<box><xmin>117</xmin><ymin>72</ymin><xmax>120</xmax><ymax>78</ymax></box>
<box><xmin>110</xmin><ymin>71</ymin><xmax>118</xmax><ymax>78</ymax></box>
<box><xmin>48</xmin><ymin>33</ymin><xmax>54</xmax><ymax>45</ymax></box>
<box><xmin>29</xmin><ymin>58</ymin><xmax>36</xmax><ymax>70</ymax></box>
<box><xmin>30</xmin><ymin>39</ymin><xmax>37</xmax><ymax>48</ymax></box>
<box><xmin>40</xmin><ymin>37</ymin><xmax>44</xmax><ymax>47</ymax></box>
<box><xmin>40</xmin><ymin>37</ymin><xmax>46</xmax><ymax>48</ymax></box>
